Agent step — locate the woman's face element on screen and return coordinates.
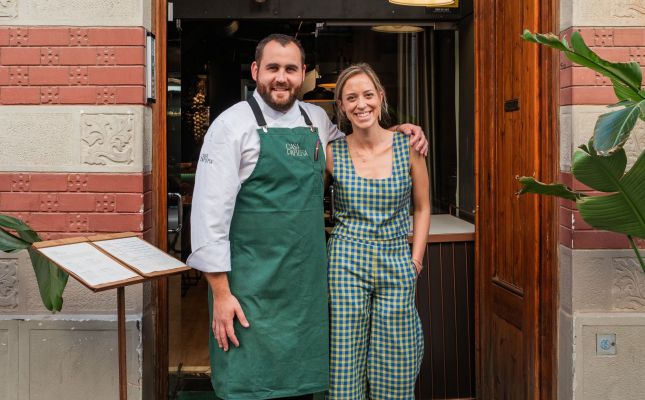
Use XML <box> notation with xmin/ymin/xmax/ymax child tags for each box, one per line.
<box><xmin>338</xmin><ymin>73</ymin><xmax>384</xmax><ymax>131</ymax></box>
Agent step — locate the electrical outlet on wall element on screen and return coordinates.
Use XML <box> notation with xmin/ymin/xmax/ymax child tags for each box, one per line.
<box><xmin>596</xmin><ymin>333</ymin><xmax>617</xmax><ymax>356</ymax></box>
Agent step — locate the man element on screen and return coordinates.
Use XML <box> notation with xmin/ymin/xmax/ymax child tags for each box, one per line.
<box><xmin>188</xmin><ymin>34</ymin><xmax>427</xmax><ymax>400</ymax></box>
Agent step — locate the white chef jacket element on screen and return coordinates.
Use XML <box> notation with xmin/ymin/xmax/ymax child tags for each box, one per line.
<box><xmin>187</xmin><ymin>90</ymin><xmax>344</xmax><ymax>273</ymax></box>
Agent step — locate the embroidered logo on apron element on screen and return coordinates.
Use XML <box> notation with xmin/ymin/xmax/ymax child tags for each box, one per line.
<box><xmin>285</xmin><ymin>143</ymin><xmax>309</xmax><ymax>158</ymax></box>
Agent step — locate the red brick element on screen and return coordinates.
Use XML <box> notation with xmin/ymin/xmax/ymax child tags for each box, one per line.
<box><xmin>114</xmin><ymin>47</ymin><xmax>145</xmax><ymax>65</ymax></box>
<box><xmin>56</xmin><ymin>193</ymin><xmax>98</xmax><ymax>212</ymax></box>
<box><xmin>87</xmin><ymin>28</ymin><xmax>145</xmax><ymax>46</ymax></box>
<box><xmin>68</xmin><ymin>66</ymin><xmax>89</xmax><ymax>85</ymax></box>
<box><xmin>27</xmin><ymin>213</ymin><xmax>68</xmax><ymax>231</ymax></box>
<box><xmin>142</xmin><ymin>228</ymin><xmax>154</xmax><ymax>242</ymax></box>
<box><xmin>559</xmin><ymin>172</ymin><xmax>573</xmax><ymax>187</ymax></box>
<box><xmin>572</xmin><ymin>230</ymin><xmax>630</xmax><ymax>249</ymax></box>
<box><xmin>94</xmin><ymin>194</ymin><xmax>116</xmax><ymax>212</ymax></box>
<box><xmin>559</xmin><ymin>225</ymin><xmax>573</xmax><ymax>248</ymax></box>
<box><xmin>115</xmin><ymin>86</ymin><xmax>145</xmax><ymax>104</ymax></box>
<box><xmin>571</xmin><ymin>210</ymin><xmax>593</xmax><ymax>230</ymax></box>
<box><xmin>58</xmin><ymin>47</ymin><xmax>100</xmax><ymax>65</ymax></box>
<box><xmin>115</xmin><ymin>193</ymin><xmax>144</xmax><ymax>212</ymax></box>
<box><xmin>593</xmin><ymin>29</ymin><xmax>615</xmax><ymax>47</ymax></box>
<box><xmin>67</xmin><ymin>174</ymin><xmax>89</xmax><ymax>192</ymax></box>
<box><xmin>8</xmin><ymin>66</ymin><xmax>29</xmax><ymax>85</ymax></box>
<box><xmin>67</xmin><ymin>214</ymin><xmax>89</xmax><ymax>232</ymax></box>
<box><xmin>0</xmin><ymin>27</ymin><xmax>10</xmax><ymax>46</ymax></box>
<box><xmin>87</xmin><ymin>66</ymin><xmax>145</xmax><ymax>85</ymax></box>
<box><xmin>40</xmin><ymin>87</ymin><xmax>60</xmax><ymax>104</ymax></box>
<box><xmin>0</xmin><ymin>66</ymin><xmax>10</xmax><ymax>85</ymax></box>
<box><xmin>0</xmin><ymin>47</ymin><xmax>41</xmax><ymax>65</ymax></box>
<box><xmin>10</xmin><ymin>174</ymin><xmax>30</xmax><ymax>192</ymax></box>
<box><xmin>614</xmin><ymin>28</ymin><xmax>645</xmax><ymax>46</ymax></box>
<box><xmin>38</xmin><ymin>194</ymin><xmax>60</xmax><ymax>212</ymax></box>
<box><xmin>564</xmin><ymin>67</ymin><xmax>612</xmax><ymax>87</ymax></box>
<box><xmin>560</xmin><ymin>67</ymin><xmax>572</xmax><ymax>88</ymax></box>
<box><xmin>8</xmin><ymin>28</ymin><xmax>29</xmax><ymax>46</ymax></box>
<box><xmin>86</xmin><ymin>174</ymin><xmax>144</xmax><ymax>193</ymax></box>
<box><xmin>58</xmin><ymin>86</ymin><xmax>100</xmax><ymax>104</ymax></box>
<box><xmin>593</xmin><ymin>47</ymin><xmax>631</xmax><ymax>62</ymax></box>
<box><xmin>0</xmin><ymin>192</ymin><xmax>40</xmax><ymax>211</ymax></box>
<box><xmin>28</xmin><ymin>28</ymin><xmax>70</xmax><ymax>46</ymax></box>
<box><xmin>29</xmin><ymin>174</ymin><xmax>69</xmax><ymax>191</ymax></box>
<box><xmin>143</xmin><ymin>191</ymin><xmax>152</xmax><ymax>211</ymax></box>
<box><xmin>68</xmin><ymin>28</ymin><xmax>90</xmax><ymax>46</ymax></box>
<box><xmin>89</xmin><ymin>213</ymin><xmax>144</xmax><ymax>232</ymax></box>
<box><xmin>0</xmin><ymin>174</ymin><xmax>11</xmax><ymax>191</ymax></box>
<box><xmin>143</xmin><ymin>173</ymin><xmax>152</xmax><ymax>191</ymax></box>
<box><xmin>40</xmin><ymin>231</ymin><xmax>98</xmax><ymax>240</ymax></box>
<box><xmin>559</xmin><ymin>207</ymin><xmax>573</xmax><ymax>229</ymax></box>
<box><xmin>143</xmin><ymin>209</ymin><xmax>152</xmax><ymax>230</ymax></box>
<box><xmin>28</xmin><ymin>66</ymin><xmax>70</xmax><ymax>85</ymax></box>
<box><xmin>560</xmin><ymin>86</ymin><xmax>618</xmax><ymax>106</ymax></box>
<box><xmin>40</xmin><ymin>48</ymin><xmax>60</xmax><ymax>65</ymax></box>
<box><xmin>0</xmin><ymin>87</ymin><xmax>40</xmax><ymax>104</ymax></box>
<box><xmin>630</xmin><ymin>47</ymin><xmax>645</xmax><ymax>66</ymax></box>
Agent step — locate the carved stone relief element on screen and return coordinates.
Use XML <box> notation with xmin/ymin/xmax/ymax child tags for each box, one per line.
<box><xmin>613</xmin><ymin>258</ymin><xmax>645</xmax><ymax>310</ymax></box>
<box><xmin>613</xmin><ymin>0</ymin><xmax>645</xmax><ymax>18</ymax></box>
<box><xmin>81</xmin><ymin>113</ymin><xmax>134</xmax><ymax>166</ymax></box>
<box><xmin>0</xmin><ymin>0</ymin><xmax>18</xmax><ymax>18</ymax></box>
<box><xmin>0</xmin><ymin>259</ymin><xmax>18</xmax><ymax>309</ymax></box>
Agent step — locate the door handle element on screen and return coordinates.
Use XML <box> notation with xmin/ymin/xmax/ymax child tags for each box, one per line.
<box><xmin>167</xmin><ymin>192</ymin><xmax>183</xmax><ymax>233</ymax></box>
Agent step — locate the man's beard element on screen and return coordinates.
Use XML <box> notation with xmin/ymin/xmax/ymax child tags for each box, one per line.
<box><xmin>256</xmin><ymin>82</ymin><xmax>299</xmax><ymax>112</ymax></box>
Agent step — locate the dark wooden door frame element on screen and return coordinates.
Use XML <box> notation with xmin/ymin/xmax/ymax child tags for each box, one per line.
<box><xmin>474</xmin><ymin>0</ymin><xmax>558</xmax><ymax>399</ymax></box>
<box><xmin>149</xmin><ymin>0</ymin><xmax>559</xmax><ymax>398</ymax></box>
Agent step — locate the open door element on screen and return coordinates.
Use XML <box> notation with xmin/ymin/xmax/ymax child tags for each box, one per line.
<box><xmin>475</xmin><ymin>0</ymin><xmax>558</xmax><ymax>399</ymax></box>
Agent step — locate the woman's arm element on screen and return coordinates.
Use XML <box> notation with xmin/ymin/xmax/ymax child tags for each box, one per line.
<box><xmin>410</xmin><ymin>146</ymin><xmax>431</xmax><ymax>275</ymax></box>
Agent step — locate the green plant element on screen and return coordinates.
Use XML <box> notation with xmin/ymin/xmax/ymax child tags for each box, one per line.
<box><xmin>517</xmin><ymin>30</ymin><xmax>645</xmax><ymax>272</ymax></box>
<box><xmin>0</xmin><ymin>214</ymin><xmax>68</xmax><ymax>311</ymax></box>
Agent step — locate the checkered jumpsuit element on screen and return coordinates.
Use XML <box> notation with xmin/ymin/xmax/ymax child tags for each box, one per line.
<box><xmin>328</xmin><ymin>132</ymin><xmax>424</xmax><ymax>400</ymax></box>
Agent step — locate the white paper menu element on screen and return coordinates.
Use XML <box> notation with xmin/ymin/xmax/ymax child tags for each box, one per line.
<box><xmin>39</xmin><ymin>242</ymin><xmax>140</xmax><ymax>287</ymax></box>
<box><xmin>92</xmin><ymin>236</ymin><xmax>187</xmax><ymax>276</ymax></box>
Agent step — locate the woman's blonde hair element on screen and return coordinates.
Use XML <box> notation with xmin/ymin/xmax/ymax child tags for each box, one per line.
<box><xmin>334</xmin><ymin>63</ymin><xmax>390</xmax><ymax>132</ymax></box>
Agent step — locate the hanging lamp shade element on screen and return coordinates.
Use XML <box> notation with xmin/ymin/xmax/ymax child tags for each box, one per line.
<box><xmin>317</xmin><ymin>73</ymin><xmax>338</xmax><ymax>89</ymax></box>
<box><xmin>388</xmin><ymin>0</ymin><xmax>455</xmax><ymax>6</ymax></box>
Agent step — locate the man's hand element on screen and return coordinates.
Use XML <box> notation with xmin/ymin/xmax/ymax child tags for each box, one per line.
<box><xmin>397</xmin><ymin>123</ymin><xmax>429</xmax><ymax>156</ymax></box>
<box><xmin>212</xmin><ymin>292</ymin><xmax>250</xmax><ymax>352</ymax></box>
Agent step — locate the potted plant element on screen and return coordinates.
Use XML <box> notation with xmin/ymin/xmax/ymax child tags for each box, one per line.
<box><xmin>518</xmin><ymin>30</ymin><xmax>644</xmax><ymax>271</ymax></box>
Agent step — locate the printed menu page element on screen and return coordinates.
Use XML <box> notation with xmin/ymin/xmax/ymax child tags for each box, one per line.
<box><xmin>39</xmin><ymin>242</ymin><xmax>140</xmax><ymax>287</ymax></box>
<box><xmin>92</xmin><ymin>236</ymin><xmax>188</xmax><ymax>276</ymax></box>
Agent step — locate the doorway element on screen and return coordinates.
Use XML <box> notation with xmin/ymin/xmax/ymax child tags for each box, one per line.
<box><xmin>149</xmin><ymin>0</ymin><xmax>558</xmax><ymax>399</ymax></box>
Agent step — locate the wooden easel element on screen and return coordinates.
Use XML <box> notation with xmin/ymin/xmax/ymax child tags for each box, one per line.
<box><xmin>32</xmin><ymin>232</ymin><xmax>190</xmax><ymax>400</ymax></box>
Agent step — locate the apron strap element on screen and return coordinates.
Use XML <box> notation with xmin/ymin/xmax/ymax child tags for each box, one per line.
<box><xmin>247</xmin><ymin>96</ymin><xmax>268</xmax><ymax>133</ymax></box>
<box><xmin>298</xmin><ymin>106</ymin><xmax>315</xmax><ymax>132</ymax></box>
<box><xmin>247</xmin><ymin>95</ymin><xmax>316</xmax><ymax>133</ymax></box>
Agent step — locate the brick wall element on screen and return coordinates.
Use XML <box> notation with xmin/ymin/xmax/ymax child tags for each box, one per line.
<box><xmin>558</xmin><ymin>27</ymin><xmax>645</xmax><ymax>250</ymax></box>
<box><xmin>0</xmin><ymin>26</ymin><xmax>150</xmax><ymax>242</ymax></box>
<box><xmin>0</xmin><ymin>27</ymin><xmax>146</xmax><ymax>105</ymax></box>
<box><xmin>0</xmin><ymin>173</ymin><xmax>152</xmax><ymax>240</ymax></box>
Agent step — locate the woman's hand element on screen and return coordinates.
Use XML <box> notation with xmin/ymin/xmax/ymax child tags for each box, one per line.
<box><xmin>412</xmin><ymin>258</ymin><xmax>423</xmax><ymax>275</ymax></box>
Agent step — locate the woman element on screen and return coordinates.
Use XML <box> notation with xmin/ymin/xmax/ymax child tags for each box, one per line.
<box><xmin>325</xmin><ymin>63</ymin><xmax>431</xmax><ymax>400</ymax></box>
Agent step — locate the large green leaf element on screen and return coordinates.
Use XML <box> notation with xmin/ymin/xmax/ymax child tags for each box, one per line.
<box><xmin>571</xmin><ymin>146</ymin><xmax>627</xmax><ymax>191</ymax></box>
<box><xmin>0</xmin><ymin>214</ymin><xmax>40</xmax><ymax>243</ymax></box>
<box><xmin>28</xmin><ymin>248</ymin><xmax>68</xmax><ymax>312</ymax></box>
<box><xmin>0</xmin><ymin>228</ymin><xmax>31</xmax><ymax>252</ymax></box>
<box><xmin>516</xmin><ymin>177</ymin><xmax>582</xmax><ymax>201</ymax></box>
<box><xmin>577</xmin><ymin>151</ymin><xmax>645</xmax><ymax>239</ymax></box>
<box><xmin>594</xmin><ymin>101</ymin><xmax>645</xmax><ymax>154</ymax></box>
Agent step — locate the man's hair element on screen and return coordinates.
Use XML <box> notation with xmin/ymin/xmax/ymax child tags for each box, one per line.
<box><xmin>255</xmin><ymin>34</ymin><xmax>306</xmax><ymax>66</ymax></box>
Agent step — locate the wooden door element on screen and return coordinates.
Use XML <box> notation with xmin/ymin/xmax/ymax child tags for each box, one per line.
<box><xmin>475</xmin><ymin>0</ymin><xmax>558</xmax><ymax>399</ymax></box>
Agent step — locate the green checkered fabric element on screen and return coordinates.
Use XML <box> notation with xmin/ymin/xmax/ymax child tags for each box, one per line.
<box><xmin>330</xmin><ymin>133</ymin><xmax>411</xmax><ymax>241</ymax></box>
<box><xmin>327</xmin><ymin>133</ymin><xmax>423</xmax><ymax>400</ymax></box>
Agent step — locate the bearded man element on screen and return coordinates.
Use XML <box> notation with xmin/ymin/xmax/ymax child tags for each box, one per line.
<box><xmin>188</xmin><ymin>33</ymin><xmax>427</xmax><ymax>400</ymax></box>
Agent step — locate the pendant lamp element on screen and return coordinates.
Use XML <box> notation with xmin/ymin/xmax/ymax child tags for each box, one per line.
<box><xmin>388</xmin><ymin>0</ymin><xmax>455</xmax><ymax>6</ymax></box>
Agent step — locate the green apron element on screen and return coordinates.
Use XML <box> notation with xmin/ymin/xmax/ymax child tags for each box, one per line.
<box><xmin>208</xmin><ymin>96</ymin><xmax>328</xmax><ymax>399</ymax></box>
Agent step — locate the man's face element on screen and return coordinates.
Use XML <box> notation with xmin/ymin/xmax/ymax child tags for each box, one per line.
<box><xmin>251</xmin><ymin>41</ymin><xmax>305</xmax><ymax>112</ymax></box>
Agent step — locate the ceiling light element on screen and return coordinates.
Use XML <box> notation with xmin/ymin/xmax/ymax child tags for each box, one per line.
<box><xmin>371</xmin><ymin>25</ymin><xmax>424</xmax><ymax>33</ymax></box>
<box><xmin>388</xmin><ymin>0</ymin><xmax>456</xmax><ymax>6</ymax></box>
